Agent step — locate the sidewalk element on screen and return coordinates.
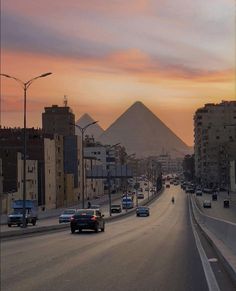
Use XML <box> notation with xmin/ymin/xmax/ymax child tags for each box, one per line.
<box><xmin>195</xmin><ymin>191</ymin><xmax>236</xmax><ymax>223</ymax></box>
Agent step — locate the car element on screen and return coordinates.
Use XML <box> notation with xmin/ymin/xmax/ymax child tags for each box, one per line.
<box><xmin>111</xmin><ymin>204</ymin><xmax>122</xmax><ymax>213</ymax></box>
<box><xmin>203</xmin><ymin>188</ymin><xmax>213</xmax><ymax>194</ymax></box>
<box><xmin>137</xmin><ymin>193</ymin><xmax>144</xmax><ymax>199</ymax></box>
<box><xmin>223</xmin><ymin>200</ymin><xmax>230</xmax><ymax>208</ymax></box>
<box><xmin>70</xmin><ymin>209</ymin><xmax>105</xmax><ymax>233</ymax></box>
<box><xmin>59</xmin><ymin>208</ymin><xmax>77</xmax><ymax>223</ymax></box>
<box><xmin>173</xmin><ymin>181</ymin><xmax>179</xmax><ymax>186</ymax></box>
<box><xmin>122</xmin><ymin>197</ymin><xmax>134</xmax><ymax>209</ymax></box>
<box><xmin>195</xmin><ymin>190</ymin><xmax>202</xmax><ymax>196</ymax></box>
<box><xmin>212</xmin><ymin>193</ymin><xmax>218</xmax><ymax>201</ymax></box>
<box><xmin>203</xmin><ymin>200</ymin><xmax>211</xmax><ymax>208</ymax></box>
<box><xmin>136</xmin><ymin>206</ymin><xmax>150</xmax><ymax>217</ymax></box>
<box><xmin>166</xmin><ymin>184</ymin><xmax>170</xmax><ymax>188</ymax></box>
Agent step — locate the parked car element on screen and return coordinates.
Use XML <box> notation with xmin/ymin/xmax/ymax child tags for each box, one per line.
<box><xmin>137</xmin><ymin>193</ymin><xmax>144</xmax><ymax>199</ymax></box>
<box><xmin>212</xmin><ymin>194</ymin><xmax>218</xmax><ymax>201</ymax></box>
<box><xmin>166</xmin><ymin>184</ymin><xmax>170</xmax><ymax>188</ymax></box>
<box><xmin>70</xmin><ymin>209</ymin><xmax>105</xmax><ymax>233</ymax></box>
<box><xmin>195</xmin><ymin>190</ymin><xmax>202</xmax><ymax>196</ymax></box>
<box><xmin>223</xmin><ymin>200</ymin><xmax>230</xmax><ymax>208</ymax></box>
<box><xmin>136</xmin><ymin>206</ymin><xmax>150</xmax><ymax>217</ymax></box>
<box><xmin>59</xmin><ymin>208</ymin><xmax>77</xmax><ymax>223</ymax></box>
<box><xmin>111</xmin><ymin>204</ymin><xmax>122</xmax><ymax>213</ymax></box>
<box><xmin>203</xmin><ymin>200</ymin><xmax>211</xmax><ymax>208</ymax></box>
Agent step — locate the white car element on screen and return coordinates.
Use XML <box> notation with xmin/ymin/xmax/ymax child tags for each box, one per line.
<box><xmin>196</xmin><ymin>190</ymin><xmax>202</xmax><ymax>196</ymax></box>
<box><xmin>59</xmin><ymin>209</ymin><xmax>76</xmax><ymax>223</ymax></box>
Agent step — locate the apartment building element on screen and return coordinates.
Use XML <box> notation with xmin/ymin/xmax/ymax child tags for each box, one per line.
<box><xmin>194</xmin><ymin>101</ymin><xmax>236</xmax><ymax>187</ymax></box>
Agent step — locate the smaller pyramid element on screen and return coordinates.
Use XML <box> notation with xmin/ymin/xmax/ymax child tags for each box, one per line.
<box><xmin>76</xmin><ymin>114</ymin><xmax>104</xmax><ymax>139</ymax></box>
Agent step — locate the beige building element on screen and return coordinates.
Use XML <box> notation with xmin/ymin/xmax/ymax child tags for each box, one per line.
<box><xmin>1</xmin><ymin>153</ymin><xmax>38</xmax><ymax>214</ymax></box>
<box><xmin>54</xmin><ymin>134</ymin><xmax>65</xmax><ymax>207</ymax></box>
<box><xmin>84</xmin><ymin>157</ymin><xmax>104</xmax><ymax>201</ymax></box>
<box><xmin>194</xmin><ymin>101</ymin><xmax>236</xmax><ymax>187</ymax></box>
<box><xmin>17</xmin><ymin>153</ymin><xmax>38</xmax><ymax>201</ymax></box>
<box><xmin>44</xmin><ymin>138</ymin><xmax>56</xmax><ymax>209</ymax></box>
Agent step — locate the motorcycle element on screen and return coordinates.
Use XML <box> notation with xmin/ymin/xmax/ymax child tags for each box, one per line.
<box><xmin>171</xmin><ymin>197</ymin><xmax>175</xmax><ymax>204</ymax></box>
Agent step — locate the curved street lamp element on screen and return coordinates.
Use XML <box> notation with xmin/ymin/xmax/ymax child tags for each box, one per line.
<box><xmin>1</xmin><ymin>73</ymin><xmax>52</xmax><ymax>227</ymax></box>
<box><xmin>70</xmin><ymin>121</ymin><xmax>98</xmax><ymax>208</ymax></box>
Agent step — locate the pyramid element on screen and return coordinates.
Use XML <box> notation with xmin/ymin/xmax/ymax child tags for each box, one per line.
<box><xmin>98</xmin><ymin>101</ymin><xmax>190</xmax><ymax>157</ymax></box>
<box><xmin>76</xmin><ymin>113</ymin><xmax>104</xmax><ymax>139</ymax></box>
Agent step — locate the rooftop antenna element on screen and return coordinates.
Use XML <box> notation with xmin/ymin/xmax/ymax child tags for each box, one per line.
<box><xmin>63</xmin><ymin>95</ymin><xmax>68</xmax><ymax>107</ymax></box>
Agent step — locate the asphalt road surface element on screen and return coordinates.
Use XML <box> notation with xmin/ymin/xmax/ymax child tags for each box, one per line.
<box><xmin>1</xmin><ymin>186</ymin><xmax>235</xmax><ymax>291</ymax></box>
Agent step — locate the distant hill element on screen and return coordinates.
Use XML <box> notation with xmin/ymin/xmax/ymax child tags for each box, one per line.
<box><xmin>98</xmin><ymin>101</ymin><xmax>191</xmax><ymax>157</ymax></box>
<box><xmin>76</xmin><ymin>113</ymin><xmax>104</xmax><ymax>139</ymax></box>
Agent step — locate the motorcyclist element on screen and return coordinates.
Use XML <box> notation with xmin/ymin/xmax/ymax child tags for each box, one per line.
<box><xmin>171</xmin><ymin>196</ymin><xmax>175</xmax><ymax>203</ymax></box>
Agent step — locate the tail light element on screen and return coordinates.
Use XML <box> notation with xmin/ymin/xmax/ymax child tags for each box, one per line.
<box><xmin>70</xmin><ymin>215</ymin><xmax>75</xmax><ymax>221</ymax></box>
<box><xmin>91</xmin><ymin>215</ymin><xmax>97</xmax><ymax>221</ymax></box>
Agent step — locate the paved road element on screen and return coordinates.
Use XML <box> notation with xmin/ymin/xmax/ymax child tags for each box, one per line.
<box><xmin>0</xmin><ymin>182</ymin><xmax>154</xmax><ymax>233</ymax></box>
<box><xmin>195</xmin><ymin>192</ymin><xmax>236</xmax><ymax>223</ymax></box>
<box><xmin>1</xmin><ymin>186</ymin><xmax>235</xmax><ymax>291</ymax></box>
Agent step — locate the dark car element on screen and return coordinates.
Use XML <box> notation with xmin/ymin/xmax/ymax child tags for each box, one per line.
<box><xmin>223</xmin><ymin>200</ymin><xmax>230</xmax><ymax>208</ymax></box>
<box><xmin>166</xmin><ymin>184</ymin><xmax>170</xmax><ymax>188</ymax></box>
<box><xmin>212</xmin><ymin>194</ymin><xmax>218</xmax><ymax>201</ymax></box>
<box><xmin>136</xmin><ymin>206</ymin><xmax>150</xmax><ymax>217</ymax></box>
<box><xmin>111</xmin><ymin>204</ymin><xmax>122</xmax><ymax>213</ymax></box>
<box><xmin>70</xmin><ymin>209</ymin><xmax>105</xmax><ymax>233</ymax></box>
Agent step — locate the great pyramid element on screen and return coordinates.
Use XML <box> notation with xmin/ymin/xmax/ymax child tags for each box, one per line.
<box><xmin>98</xmin><ymin>101</ymin><xmax>190</xmax><ymax>157</ymax></box>
<box><xmin>76</xmin><ymin>113</ymin><xmax>104</xmax><ymax>139</ymax></box>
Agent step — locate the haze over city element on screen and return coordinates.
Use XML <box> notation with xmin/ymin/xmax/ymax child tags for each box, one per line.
<box><xmin>1</xmin><ymin>0</ymin><xmax>235</xmax><ymax>146</ymax></box>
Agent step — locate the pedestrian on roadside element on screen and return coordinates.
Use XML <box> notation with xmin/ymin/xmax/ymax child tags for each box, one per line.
<box><xmin>87</xmin><ymin>201</ymin><xmax>91</xmax><ymax>208</ymax></box>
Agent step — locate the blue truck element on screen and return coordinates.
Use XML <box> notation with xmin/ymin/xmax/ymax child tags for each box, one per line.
<box><xmin>7</xmin><ymin>200</ymin><xmax>38</xmax><ymax>227</ymax></box>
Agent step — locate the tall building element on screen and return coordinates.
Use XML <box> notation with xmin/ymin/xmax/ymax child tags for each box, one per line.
<box><xmin>194</xmin><ymin>101</ymin><xmax>236</xmax><ymax>188</ymax></box>
<box><xmin>42</xmin><ymin>104</ymin><xmax>75</xmax><ymax>136</ymax></box>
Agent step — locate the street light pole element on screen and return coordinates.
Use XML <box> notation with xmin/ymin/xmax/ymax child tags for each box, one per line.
<box><xmin>106</xmin><ymin>143</ymin><xmax>120</xmax><ymax>216</ymax></box>
<box><xmin>1</xmin><ymin>73</ymin><xmax>52</xmax><ymax>228</ymax></box>
<box><xmin>71</xmin><ymin>121</ymin><xmax>98</xmax><ymax>208</ymax></box>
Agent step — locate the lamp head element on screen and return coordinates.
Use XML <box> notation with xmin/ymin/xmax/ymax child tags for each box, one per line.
<box><xmin>40</xmin><ymin>72</ymin><xmax>52</xmax><ymax>78</ymax></box>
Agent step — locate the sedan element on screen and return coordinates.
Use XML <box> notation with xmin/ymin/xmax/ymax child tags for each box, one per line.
<box><xmin>59</xmin><ymin>209</ymin><xmax>76</xmax><ymax>223</ymax></box>
<box><xmin>111</xmin><ymin>204</ymin><xmax>122</xmax><ymax>213</ymax></box>
<box><xmin>136</xmin><ymin>206</ymin><xmax>150</xmax><ymax>217</ymax></box>
<box><xmin>203</xmin><ymin>200</ymin><xmax>211</xmax><ymax>208</ymax></box>
<box><xmin>70</xmin><ymin>209</ymin><xmax>105</xmax><ymax>233</ymax></box>
<box><xmin>137</xmin><ymin>193</ymin><xmax>144</xmax><ymax>199</ymax></box>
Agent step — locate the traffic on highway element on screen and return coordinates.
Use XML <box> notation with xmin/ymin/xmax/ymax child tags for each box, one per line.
<box><xmin>1</xmin><ymin>181</ymin><xmax>236</xmax><ymax>291</ymax></box>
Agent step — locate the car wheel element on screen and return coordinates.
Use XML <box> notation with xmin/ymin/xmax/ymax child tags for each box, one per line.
<box><xmin>71</xmin><ymin>228</ymin><xmax>76</xmax><ymax>234</ymax></box>
<box><xmin>17</xmin><ymin>223</ymin><xmax>21</xmax><ymax>227</ymax></box>
<box><xmin>94</xmin><ymin>224</ymin><xmax>99</xmax><ymax>233</ymax></box>
<box><xmin>8</xmin><ymin>224</ymin><xmax>12</xmax><ymax>227</ymax></box>
<box><xmin>78</xmin><ymin>228</ymin><xmax>82</xmax><ymax>233</ymax></box>
<box><xmin>32</xmin><ymin>219</ymin><xmax>36</xmax><ymax>226</ymax></box>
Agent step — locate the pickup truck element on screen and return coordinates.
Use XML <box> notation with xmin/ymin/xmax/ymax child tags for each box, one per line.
<box><xmin>7</xmin><ymin>200</ymin><xmax>38</xmax><ymax>227</ymax></box>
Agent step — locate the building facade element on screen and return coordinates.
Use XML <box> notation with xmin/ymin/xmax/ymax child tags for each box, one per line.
<box><xmin>194</xmin><ymin>101</ymin><xmax>236</xmax><ymax>187</ymax></box>
<box><xmin>42</xmin><ymin>104</ymin><xmax>75</xmax><ymax>136</ymax></box>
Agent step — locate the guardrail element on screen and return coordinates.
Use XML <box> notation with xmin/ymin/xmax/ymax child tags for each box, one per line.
<box><xmin>191</xmin><ymin>196</ymin><xmax>236</xmax><ymax>255</ymax></box>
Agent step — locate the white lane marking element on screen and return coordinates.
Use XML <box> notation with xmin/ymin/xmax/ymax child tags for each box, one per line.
<box><xmin>188</xmin><ymin>197</ymin><xmax>221</xmax><ymax>291</ymax></box>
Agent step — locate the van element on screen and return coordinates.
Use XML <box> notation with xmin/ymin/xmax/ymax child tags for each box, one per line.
<box><xmin>122</xmin><ymin>197</ymin><xmax>134</xmax><ymax>209</ymax></box>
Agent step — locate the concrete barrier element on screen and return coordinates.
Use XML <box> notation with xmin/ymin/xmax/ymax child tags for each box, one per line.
<box><xmin>191</xmin><ymin>197</ymin><xmax>236</xmax><ymax>255</ymax></box>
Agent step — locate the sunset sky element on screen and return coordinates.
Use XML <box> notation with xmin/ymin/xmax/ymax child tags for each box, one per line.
<box><xmin>1</xmin><ymin>0</ymin><xmax>235</xmax><ymax>146</ymax></box>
